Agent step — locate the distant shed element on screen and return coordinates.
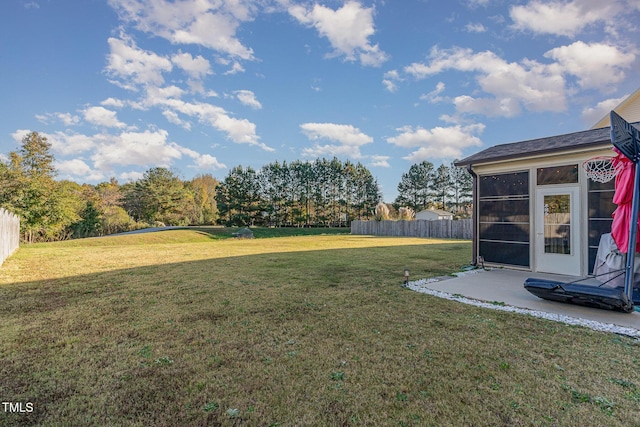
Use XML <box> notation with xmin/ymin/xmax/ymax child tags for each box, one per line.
<box><xmin>415</xmin><ymin>209</ymin><xmax>453</xmax><ymax>221</ymax></box>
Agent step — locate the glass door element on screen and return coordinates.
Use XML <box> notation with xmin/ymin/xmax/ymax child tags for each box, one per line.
<box><xmin>535</xmin><ymin>187</ymin><xmax>581</xmax><ymax>276</ymax></box>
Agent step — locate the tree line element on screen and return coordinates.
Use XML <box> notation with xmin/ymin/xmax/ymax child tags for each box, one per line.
<box><xmin>0</xmin><ymin>132</ymin><xmax>472</xmax><ymax>242</ymax></box>
<box><xmin>393</xmin><ymin>160</ymin><xmax>473</xmax><ymax>215</ymax></box>
<box><xmin>0</xmin><ymin>132</ymin><xmax>220</xmax><ymax>242</ymax></box>
<box><xmin>217</xmin><ymin>158</ymin><xmax>381</xmax><ymax>227</ymax></box>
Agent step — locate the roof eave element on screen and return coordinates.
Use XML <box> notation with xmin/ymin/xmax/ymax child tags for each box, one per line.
<box><xmin>455</xmin><ymin>140</ymin><xmax>612</xmax><ymax>168</ymax></box>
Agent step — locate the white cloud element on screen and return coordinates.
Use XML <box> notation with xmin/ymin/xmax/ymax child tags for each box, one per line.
<box><xmin>171</xmin><ymin>51</ymin><xmax>212</xmax><ymax>79</ymax></box>
<box><xmin>193</xmin><ymin>153</ymin><xmax>227</xmax><ymax>170</ymax></box>
<box><xmin>235</xmin><ymin>90</ymin><xmax>262</xmax><ymax>109</ymax></box>
<box><xmin>105</xmin><ymin>34</ymin><xmax>173</xmax><ymax>89</ymax></box>
<box><xmin>582</xmin><ymin>94</ymin><xmax>628</xmax><ymax>125</ymax></box>
<box><xmin>56</xmin><ymin>112</ymin><xmax>81</xmax><ymax>126</ymax></box>
<box><xmin>43</xmin><ymin>131</ymin><xmax>96</xmax><ymax>156</ymax></box>
<box><xmin>83</xmin><ymin>106</ymin><xmax>127</xmax><ymax>128</ymax></box>
<box><xmin>137</xmin><ymin>85</ymin><xmax>185</xmax><ymax>109</ymax></box>
<box><xmin>301</xmin><ymin>143</ymin><xmax>357</xmax><ymax>159</ymax></box>
<box><xmin>137</xmin><ymin>87</ymin><xmax>272</xmax><ymax>151</ymax></box>
<box><xmin>300</xmin><ymin>123</ymin><xmax>373</xmax><ymax>146</ymax></box>
<box><xmin>223</xmin><ymin>61</ymin><xmax>246</xmax><ymax>75</ymax></box>
<box><xmin>466</xmin><ymin>0</ymin><xmax>492</xmax><ymax>7</ymax></box>
<box><xmin>101</xmin><ymin>97</ymin><xmax>126</xmax><ymax>108</ymax></box>
<box><xmin>300</xmin><ymin>122</ymin><xmax>373</xmax><ymax>158</ymax></box>
<box><xmin>91</xmin><ymin>129</ymin><xmax>183</xmax><ymax>170</ymax></box>
<box><xmin>36</xmin><ymin>112</ymin><xmax>81</xmax><ymax>126</ymax></box>
<box><xmin>401</xmin><ymin>41</ymin><xmax>635</xmax><ymax>119</ymax></box>
<box><xmin>369</xmin><ymin>155</ymin><xmax>390</xmax><ymax>168</ymax></box>
<box><xmin>465</xmin><ymin>22</ymin><xmax>486</xmax><ymax>33</ymax></box>
<box><xmin>57</xmin><ymin>158</ymin><xmax>91</xmax><ymax>176</ymax></box>
<box><xmin>108</xmin><ymin>0</ymin><xmax>256</xmax><ymax>60</ymax></box>
<box><xmin>56</xmin><ymin>159</ymin><xmax>105</xmax><ymax>181</ymax></box>
<box><xmin>8</xmin><ymin>130</ymin><xmax>95</xmax><ymax>161</ymax></box>
<box><xmin>387</xmin><ymin>124</ymin><xmax>484</xmax><ymax>162</ymax></box>
<box><xmin>383</xmin><ymin>69</ymin><xmax>401</xmax><ymax>92</ymax></box>
<box><xmin>175</xmin><ymin>145</ymin><xmax>227</xmax><ymax>170</ymax></box>
<box><xmin>405</xmin><ymin>47</ymin><xmax>498</xmax><ymax>78</ymax></box>
<box><xmin>509</xmin><ymin>1</ymin><xmax>624</xmax><ymax>37</ymax></box>
<box><xmin>544</xmin><ymin>41</ymin><xmax>635</xmax><ymax>89</ymax></box>
<box><xmin>289</xmin><ymin>1</ymin><xmax>388</xmax><ymax>67</ymax></box>
<box><xmin>162</xmin><ymin>109</ymin><xmax>191</xmax><ymax>130</ymax></box>
<box><xmin>405</xmin><ymin>46</ymin><xmax>567</xmax><ymax>116</ymax></box>
<box><xmin>119</xmin><ymin>170</ymin><xmax>144</xmax><ymax>182</ymax></box>
<box><xmin>11</xmin><ymin>129</ymin><xmax>31</xmax><ymax>143</ymax></box>
<box><xmin>178</xmin><ymin>100</ymin><xmax>271</xmax><ymax>150</ymax></box>
<box><xmin>420</xmin><ymin>82</ymin><xmax>446</xmax><ymax>103</ymax></box>
<box><xmin>453</xmin><ymin>95</ymin><xmax>523</xmax><ymax>117</ymax></box>
<box><xmin>171</xmin><ymin>51</ymin><xmax>213</xmax><ymax>92</ymax></box>
<box><xmin>8</xmin><ymin>127</ymin><xmax>225</xmax><ymax>180</ymax></box>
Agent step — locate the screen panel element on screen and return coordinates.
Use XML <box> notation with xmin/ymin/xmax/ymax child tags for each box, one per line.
<box><xmin>478</xmin><ymin>171</ymin><xmax>530</xmax><ymax>267</ymax></box>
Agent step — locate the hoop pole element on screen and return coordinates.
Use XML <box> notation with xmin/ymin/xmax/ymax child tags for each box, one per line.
<box><xmin>623</xmin><ymin>157</ymin><xmax>640</xmax><ymax>301</ymax></box>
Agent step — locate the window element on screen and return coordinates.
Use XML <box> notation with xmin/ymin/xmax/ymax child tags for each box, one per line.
<box><xmin>537</xmin><ymin>164</ymin><xmax>578</xmax><ymax>185</ymax></box>
<box><xmin>478</xmin><ymin>172</ymin><xmax>530</xmax><ymax>267</ymax></box>
<box><xmin>543</xmin><ymin>194</ymin><xmax>571</xmax><ymax>255</ymax></box>
<box><xmin>588</xmin><ymin>178</ymin><xmax>615</xmax><ymax>273</ymax></box>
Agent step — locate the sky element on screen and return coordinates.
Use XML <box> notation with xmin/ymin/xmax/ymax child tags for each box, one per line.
<box><xmin>1</xmin><ymin>0</ymin><xmax>639</xmax><ymax>202</ymax></box>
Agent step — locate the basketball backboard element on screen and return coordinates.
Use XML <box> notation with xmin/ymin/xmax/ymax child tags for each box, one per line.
<box><xmin>610</xmin><ymin>110</ymin><xmax>640</xmax><ymax>162</ymax></box>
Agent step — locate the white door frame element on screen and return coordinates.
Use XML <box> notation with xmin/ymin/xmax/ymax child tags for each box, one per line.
<box><xmin>535</xmin><ymin>186</ymin><xmax>581</xmax><ymax>276</ymax></box>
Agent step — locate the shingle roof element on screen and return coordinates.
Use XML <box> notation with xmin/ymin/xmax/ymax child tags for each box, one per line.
<box><xmin>419</xmin><ymin>208</ymin><xmax>453</xmax><ymax>216</ymax></box>
<box><xmin>455</xmin><ymin>126</ymin><xmax>612</xmax><ymax>167</ymax></box>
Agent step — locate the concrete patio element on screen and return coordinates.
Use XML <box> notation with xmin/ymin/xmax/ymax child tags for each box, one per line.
<box><xmin>411</xmin><ymin>268</ymin><xmax>640</xmax><ymax>332</ymax></box>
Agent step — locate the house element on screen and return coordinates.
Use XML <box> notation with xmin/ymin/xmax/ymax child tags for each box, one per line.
<box><xmin>455</xmin><ymin>125</ymin><xmax>617</xmax><ymax>277</ymax></box>
<box><xmin>591</xmin><ymin>88</ymin><xmax>640</xmax><ymax>129</ymax></box>
<box><xmin>455</xmin><ymin>87</ymin><xmax>640</xmax><ymax>277</ymax></box>
<box><xmin>415</xmin><ymin>209</ymin><xmax>454</xmax><ymax>221</ymax></box>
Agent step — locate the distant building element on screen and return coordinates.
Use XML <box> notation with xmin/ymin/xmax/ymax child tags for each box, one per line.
<box><xmin>415</xmin><ymin>209</ymin><xmax>453</xmax><ymax>221</ymax></box>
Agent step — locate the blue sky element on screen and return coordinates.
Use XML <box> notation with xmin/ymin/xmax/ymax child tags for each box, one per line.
<box><xmin>1</xmin><ymin>0</ymin><xmax>639</xmax><ymax>201</ymax></box>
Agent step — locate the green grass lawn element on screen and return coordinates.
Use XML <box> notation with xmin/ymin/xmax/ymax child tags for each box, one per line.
<box><xmin>166</xmin><ymin>225</ymin><xmax>353</xmax><ymax>241</ymax></box>
<box><xmin>1</xmin><ymin>230</ymin><xmax>639</xmax><ymax>426</ymax></box>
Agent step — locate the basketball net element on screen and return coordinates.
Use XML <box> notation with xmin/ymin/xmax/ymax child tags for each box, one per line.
<box><xmin>582</xmin><ymin>156</ymin><xmax>621</xmax><ymax>183</ymax></box>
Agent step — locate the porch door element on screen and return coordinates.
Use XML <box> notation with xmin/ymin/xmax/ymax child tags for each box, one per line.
<box><xmin>535</xmin><ymin>187</ymin><xmax>581</xmax><ymax>276</ymax></box>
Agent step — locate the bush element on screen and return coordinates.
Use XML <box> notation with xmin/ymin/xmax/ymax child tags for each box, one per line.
<box><xmin>398</xmin><ymin>207</ymin><xmax>415</xmax><ymax>220</ymax></box>
<box><xmin>374</xmin><ymin>201</ymin><xmax>389</xmax><ymax>221</ymax></box>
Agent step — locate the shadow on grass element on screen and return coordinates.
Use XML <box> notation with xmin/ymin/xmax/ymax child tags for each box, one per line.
<box><xmin>0</xmin><ymin>242</ymin><xmax>472</xmax><ymax>425</ymax></box>
<box><xmin>2</xmin><ymin>241</ymin><xmax>639</xmax><ymax>427</ymax></box>
<box><xmin>141</xmin><ymin>226</ymin><xmax>353</xmax><ymax>240</ymax></box>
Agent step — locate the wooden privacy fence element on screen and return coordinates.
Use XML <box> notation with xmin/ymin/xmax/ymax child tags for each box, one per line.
<box><xmin>351</xmin><ymin>219</ymin><xmax>472</xmax><ymax>240</ymax></box>
<box><xmin>0</xmin><ymin>208</ymin><xmax>20</xmax><ymax>266</ymax></box>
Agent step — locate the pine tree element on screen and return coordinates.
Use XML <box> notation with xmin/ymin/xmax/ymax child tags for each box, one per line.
<box><xmin>217</xmin><ymin>166</ymin><xmax>261</xmax><ymax>226</ymax></box>
<box><xmin>449</xmin><ymin>161</ymin><xmax>473</xmax><ymax>215</ymax></box>
<box><xmin>394</xmin><ymin>161</ymin><xmax>435</xmax><ymax>211</ymax></box>
<box><xmin>432</xmin><ymin>164</ymin><xmax>452</xmax><ymax>210</ymax></box>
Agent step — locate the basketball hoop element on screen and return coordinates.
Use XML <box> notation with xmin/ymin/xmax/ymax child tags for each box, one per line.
<box><xmin>582</xmin><ymin>156</ymin><xmax>621</xmax><ymax>183</ymax></box>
